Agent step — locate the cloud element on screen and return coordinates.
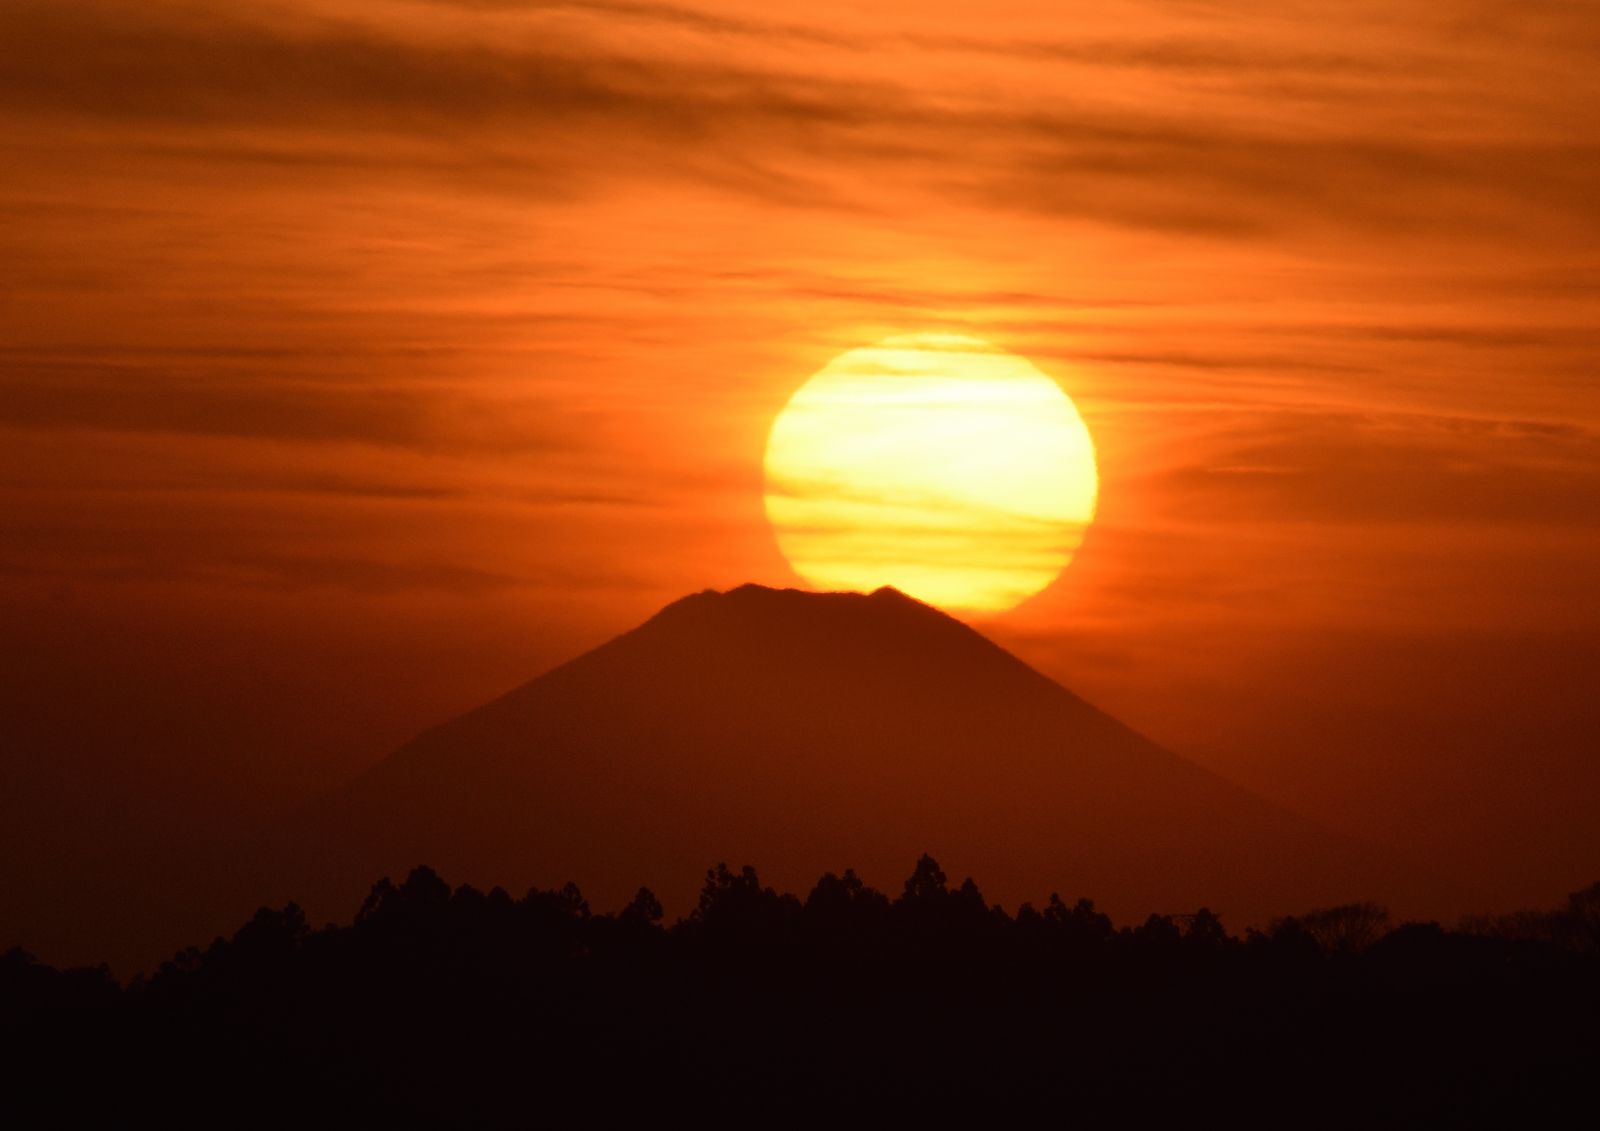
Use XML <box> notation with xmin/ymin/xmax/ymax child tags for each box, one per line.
<box><xmin>5</xmin><ymin>0</ymin><xmax>1600</xmax><ymax>238</ymax></box>
<box><xmin>1157</xmin><ymin>410</ymin><xmax>1600</xmax><ymax>526</ymax></box>
<box><xmin>0</xmin><ymin>359</ymin><xmax>594</xmax><ymax>453</ymax></box>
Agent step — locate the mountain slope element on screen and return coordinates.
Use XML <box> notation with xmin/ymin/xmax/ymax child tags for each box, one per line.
<box><xmin>269</xmin><ymin>584</ymin><xmax>1402</xmax><ymax>926</ymax></box>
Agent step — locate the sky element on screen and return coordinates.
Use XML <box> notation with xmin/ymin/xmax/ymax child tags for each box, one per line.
<box><xmin>4</xmin><ymin>0</ymin><xmax>1600</xmax><ymax>960</ymax></box>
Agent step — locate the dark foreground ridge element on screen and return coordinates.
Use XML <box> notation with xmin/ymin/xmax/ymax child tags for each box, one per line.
<box><xmin>6</xmin><ymin>860</ymin><xmax>1598</xmax><ymax>1124</ymax></box>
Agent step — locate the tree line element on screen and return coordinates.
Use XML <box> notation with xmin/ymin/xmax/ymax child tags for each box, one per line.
<box><xmin>4</xmin><ymin>857</ymin><xmax>1598</xmax><ymax>1123</ymax></box>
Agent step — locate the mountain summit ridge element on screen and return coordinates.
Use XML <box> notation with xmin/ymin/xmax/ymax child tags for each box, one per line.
<box><xmin>265</xmin><ymin>583</ymin><xmax>1404</xmax><ymax>927</ymax></box>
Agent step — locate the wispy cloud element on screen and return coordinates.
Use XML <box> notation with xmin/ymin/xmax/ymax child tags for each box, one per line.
<box><xmin>1157</xmin><ymin>410</ymin><xmax>1600</xmax><ymax>526</ymax></box>
<box><xmin>6</xmin><ymin>0</ymin><xmax>1599</xmax><ymax>238</ymax></box>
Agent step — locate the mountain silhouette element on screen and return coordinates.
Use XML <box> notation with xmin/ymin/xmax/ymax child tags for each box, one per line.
<box><xmin>262</xmin><ymin>584</ymin><xmax>1403</xmax><ymax>927</ymax></box>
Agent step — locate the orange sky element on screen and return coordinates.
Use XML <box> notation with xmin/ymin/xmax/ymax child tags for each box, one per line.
<box><xmin>4</xmin><ymin>0</ymin><xmax>1600</xmax><ymax>958</ymax></box>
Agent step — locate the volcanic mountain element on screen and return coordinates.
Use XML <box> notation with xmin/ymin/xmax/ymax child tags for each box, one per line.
<box><xmin>266</xmin><ymin>584</ymin><xmax>1400</xmax><ymax>927</ymax></box>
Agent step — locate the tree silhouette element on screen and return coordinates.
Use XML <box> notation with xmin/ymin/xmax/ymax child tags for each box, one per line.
<box><xmin>3</xmin><ymin>858</ymin><xmax>1598</xmax><ymax>1123</ymax></box>
<box><xmin>1295</xmin><ymin>901</ymin><xmax>1392</xmax><ymax>955</ymax></box>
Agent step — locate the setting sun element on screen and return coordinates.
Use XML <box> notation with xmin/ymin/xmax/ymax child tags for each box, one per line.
<box><xmin>764</xmin><ymin>335</ymin><xmax>1098</xmax><ymax>611</ymax></box>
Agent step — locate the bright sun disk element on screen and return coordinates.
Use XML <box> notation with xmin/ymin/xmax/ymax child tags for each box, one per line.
<box><xmin>763</xmin><ymin>334</ymin><xmax>1098</xmax><ymax>612</ymax></box>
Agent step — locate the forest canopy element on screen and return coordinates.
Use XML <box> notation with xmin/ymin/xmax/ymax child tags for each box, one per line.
<box><xmin>4</xmin><ymin>859</ymin><xmax>1598</xmax><ymax>1123</ymax></box>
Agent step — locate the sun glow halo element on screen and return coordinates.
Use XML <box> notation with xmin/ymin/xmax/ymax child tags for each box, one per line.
<box><xmin>764</xmin><ymin>335</ymin><xmax>1098</xmax><ymax>612</ymax></box>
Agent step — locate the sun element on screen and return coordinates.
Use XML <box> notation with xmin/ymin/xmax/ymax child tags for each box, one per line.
<box><xmin>763</xmin><ymin>335</ymin><xmax>1098</xmax><ymax>612</ymax></box>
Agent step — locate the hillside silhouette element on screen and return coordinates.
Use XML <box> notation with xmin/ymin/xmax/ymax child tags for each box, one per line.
<box><xmin>5</xmin><ymin>860</ymin><xmax>1596</xmax><ymax>1122</ymax></box>
<box><xmin>255</xmin><ymin>584</ymin><xmax>1411</xmax><ymax>933</ymax></box>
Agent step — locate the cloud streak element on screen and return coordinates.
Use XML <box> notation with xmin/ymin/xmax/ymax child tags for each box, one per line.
<box><xmin>1158</xmin><ymin>411</ymin><xmax>1600</xmax><ymax>526</ymax></box>
<box><xmin>5</xmin><ymin>0</ymin><xmax>1600</xmax><ymax>238</ymax></box>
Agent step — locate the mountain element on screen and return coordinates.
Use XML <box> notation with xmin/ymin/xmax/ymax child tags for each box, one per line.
<box><xmin>264</xmin><ymin>584</ymin><xmax>1404</xmax><ymax>927</ymax></box>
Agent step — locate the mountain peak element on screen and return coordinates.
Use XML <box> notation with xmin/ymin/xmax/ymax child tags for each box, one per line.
<box><xmin>274</xmin><ymin>585</ymin><xmax>1401</xmax><ymax>936</ymax></box>
<box><xmin>685</xmin><ymin>582</ymin><xmax>924</xmax><ymax>606</ymax></box>
<box><xmin>630</xmin><ymin>582</ymin><xmax>1013</xmax><ymax>688</ymax></box>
